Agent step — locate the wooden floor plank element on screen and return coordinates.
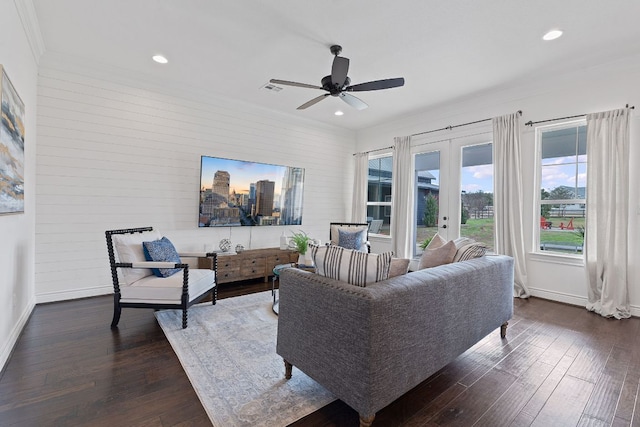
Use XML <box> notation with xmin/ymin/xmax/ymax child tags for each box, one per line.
<box><xmin>582</xmin><ymin>345</ymin><xmax>631</xmax><ymax>424</ymax></box>
<box><xmin>530</xmin><ymin>375</ymin><xmax>595</xmax><ymax>426</ymax></box>
<box><xmin>474</xmin><ymin>360</ymin><xmax>554</xmax><ymax>427</ymax></box>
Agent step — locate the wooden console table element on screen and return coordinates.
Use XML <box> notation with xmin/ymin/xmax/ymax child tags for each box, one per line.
<box><xmin>199</xmin><ymin>247</ymin><xmax>298</xmax><ymax>284</ymax></box>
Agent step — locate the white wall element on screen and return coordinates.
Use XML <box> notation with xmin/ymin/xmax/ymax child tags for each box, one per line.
<box><xmin>357</xmin><ymin>54</ymin><xmax>640</xmax><ymax>314</ymax></box>
<box><xmin>35</xmin><ymin>53</ymin><xmax>356</xmax><ymax>303</ymax></box>
<box><xmin>0</xmin><ymin>0</ymin><xmax>40</xmax><ymax>369</ymax></box>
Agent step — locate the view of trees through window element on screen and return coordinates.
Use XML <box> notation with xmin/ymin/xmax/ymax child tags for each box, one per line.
<box><xmin>538</xmin><ymin>122</ymin><xmax>586</xmax><ymax>254</ymax></box>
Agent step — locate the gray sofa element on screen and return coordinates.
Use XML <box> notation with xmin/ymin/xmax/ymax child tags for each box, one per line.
<box><xmin>276</xmin><ymin>254</ymin><xmax>514</xmax><ymax>427</ymax></box>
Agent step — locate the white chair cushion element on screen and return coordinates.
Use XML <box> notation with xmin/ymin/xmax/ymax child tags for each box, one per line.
<box><xmin>120</xmin><ymin>269</ymin><xmax>215</xmax><ymax>304</ymax></box>
<box><xmin>112</xmin><ymin>230</ymin><xmax>162</xmax><ymax>285</ymax></box>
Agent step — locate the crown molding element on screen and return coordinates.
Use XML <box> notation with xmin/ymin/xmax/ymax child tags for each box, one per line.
<box><xmin>13</xmin><ymin>0</ymin><xmax>46</xmax><ymax>64</ymax></box>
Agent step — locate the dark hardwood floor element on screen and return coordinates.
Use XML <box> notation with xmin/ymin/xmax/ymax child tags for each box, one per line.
<box><xmin>1</xmin><ymin>280</ymin><xmax>639</xmax><ymax>426</ymax></box>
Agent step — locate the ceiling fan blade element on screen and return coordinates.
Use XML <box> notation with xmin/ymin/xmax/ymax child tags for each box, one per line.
<box><xmin>297</xmin><ymin>94</ymin><xmax>330</xmax><ymax>110</ymax></box>
<box><xmin>331</xmin><ymin>56</ymin><xmax>350</xmax><ymax>88</ymax></box>
<box><xmin>346</xmin><ymin>77</ymin><xmax>405</xmax><ymax>92</ymax></box>
<box><xmin>339</xmin><ymin>92</ymin><xmax>368</xmax><ymax>110</ymax></box>
<box><xmin>270</xmin><ymin>79</ymin><xmax>323</xmax><ymax>90</ymax></box>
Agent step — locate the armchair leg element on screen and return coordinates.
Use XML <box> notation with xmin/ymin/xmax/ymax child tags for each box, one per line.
<box><xmin>211</xmin><ymin>286</ymin><xmax>217</xmax><ymax>305</ymax></box>
<box><xmin>110</xmin><ymin>296</ymin><xmax>121</xmax><ymax>328</ymax></box>
<box><xmin>182</xmin><ymin>309</ymin><xmax>188</xmax><ymax>329</ymax></box>
<box><xmin>284</xmin><ymin>359</ymin><xmax>292</xmax><ymax>379</ymax></box>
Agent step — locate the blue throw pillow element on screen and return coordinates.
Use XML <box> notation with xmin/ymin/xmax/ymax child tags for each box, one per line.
<box><xmin>143</xmin><ymin>236</ymin><xmax>181</xmax><ymax>278</ymax></box>
<box><xmin>338</xmin><ymin>228</ymin><xmax>365</xmax><ymax>251</ymax></box>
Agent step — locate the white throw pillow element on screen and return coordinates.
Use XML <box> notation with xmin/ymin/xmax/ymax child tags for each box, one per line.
<box><xmin>112</xmin><ymin>229</ymin><xmax>162</xmax><ymax>285</ymax></box>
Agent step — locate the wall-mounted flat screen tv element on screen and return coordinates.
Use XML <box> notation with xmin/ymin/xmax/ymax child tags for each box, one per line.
<box><xmin>199</xmin><ymin>156</ymin><xmax>305</xmax><ymax>227</ymax></box>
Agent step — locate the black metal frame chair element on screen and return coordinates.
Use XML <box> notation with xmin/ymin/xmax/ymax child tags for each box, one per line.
<box><xmin>329</xmin><ymin>222</ymin><xmax>371</xmax><ymax>253</ymax></box>
<box><xmin>106</xmin><ymin>227</ymin><xmax>217</xmax><ymax>329</ymax></box>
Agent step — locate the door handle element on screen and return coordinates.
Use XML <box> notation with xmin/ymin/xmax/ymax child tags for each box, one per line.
<box><xmin>441</xmin><ymin>225</ymin><xmax>447</xmax><ymax>229</ymax></box>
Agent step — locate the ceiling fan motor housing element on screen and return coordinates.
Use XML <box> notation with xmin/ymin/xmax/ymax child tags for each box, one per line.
<box><xmin>322</xmin><ymin>75</ymin><xmax>350</xmax><ymax>95</ymax></box>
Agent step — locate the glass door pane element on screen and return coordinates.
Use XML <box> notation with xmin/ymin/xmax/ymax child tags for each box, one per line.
<box><xmin>460</xmin><ymin>143</ymin><xmax>494</xmax><ymax>251</ymax></box>
<box><xmin>367</xmin><ymin>156</ymin><xmax>392</xmax><ymax>235</ymax></box>
<box><xmin>414</xmin><ymin>150</ymin><xmax>445</xmax><ymax>255</ymax></box>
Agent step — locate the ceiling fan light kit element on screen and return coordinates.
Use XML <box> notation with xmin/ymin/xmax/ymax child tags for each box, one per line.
<box><xmin>270</xmin><ymin>44</ymin><xmax>405</xmax><ymax>111</ymax></box>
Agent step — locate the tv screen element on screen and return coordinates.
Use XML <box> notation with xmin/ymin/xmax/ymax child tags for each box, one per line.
<box><xmin>199</xmin><ymin>156</ymin><xmax>305</xmax><ymax>227</ymax></box>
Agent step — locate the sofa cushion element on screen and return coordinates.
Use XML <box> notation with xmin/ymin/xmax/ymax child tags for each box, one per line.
<box><xmin>310</xmin><ymin>243</ymin><xmax>392</xmax><ymax>287</ymax></box>
<box><xmin>143</xmin><ymin>236</ymin><xmax>182</xmax><ymax>278</ymax></box>
<box><xmin>389</xmin><ymin>258</ymin><xmax>410</xmax><ymax>278</ymax></box>
<box><xmin>418</xmin><ymin>240</ymin><xmax>456</xmax><ymax>269</ymax></box>
<box><xmin>453</xmin><ymin>242</ymin><xmax>488</xmax><ymax>262</ymax></box>
<box><xmin>112</xmin><ymin>229</ymin><xmax>162</xmax><ymax>285</ymax></box>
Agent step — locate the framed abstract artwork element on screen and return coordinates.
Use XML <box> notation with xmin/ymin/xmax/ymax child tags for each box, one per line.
<box><xmin>0</xmin><ymin>65</ymin><xmax>25</xmax><ymax>214</ymax></box>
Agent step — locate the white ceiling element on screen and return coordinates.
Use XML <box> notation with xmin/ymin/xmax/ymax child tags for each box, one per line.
<box><xmin>32</xmin><ymin>0</ymin><xmax>640</xmax><ymax>130</ymax></box>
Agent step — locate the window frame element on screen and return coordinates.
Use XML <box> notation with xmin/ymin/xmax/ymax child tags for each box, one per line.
<box><xmin>534</xmin><ymin>119</ymin><xmax>587</xmax><ymax>257</ymax></box>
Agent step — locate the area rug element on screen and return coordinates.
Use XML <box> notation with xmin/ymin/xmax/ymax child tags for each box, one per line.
<box><xmin>155</xmin><ymin>291</ymin><xmax>336</xmax><ymax>427</ymax></box>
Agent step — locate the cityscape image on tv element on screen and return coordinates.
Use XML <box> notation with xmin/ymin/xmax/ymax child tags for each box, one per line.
<box><xmin>199</xmin><ymin>156</ymin><xmax>305</xmax><ymax>227</ymax></box>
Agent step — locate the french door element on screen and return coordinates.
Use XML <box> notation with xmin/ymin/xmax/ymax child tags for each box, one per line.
<box><xmin>412</xmin><ymin>134</ymin><xmax>494</xmax><ymax>256</ymax></box>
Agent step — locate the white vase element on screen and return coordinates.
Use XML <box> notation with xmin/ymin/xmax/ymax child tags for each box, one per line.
<box><xmin>298</xmin><ymin>253</ymin><xmax>305</xmax><ymax>265</ymax></box>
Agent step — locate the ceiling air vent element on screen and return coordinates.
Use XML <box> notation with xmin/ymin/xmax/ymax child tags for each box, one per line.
<box><xmin>261</xmin><ymin>82</ymin><xmax>283</xmax><ymax>92</ymax></box>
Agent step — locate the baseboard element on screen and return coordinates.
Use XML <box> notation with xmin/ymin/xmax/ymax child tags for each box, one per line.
<box><xmin>529</xmin><ymin>287</ymin><xmax>640</xmax><ymax>317</ymax></box>
<box><xmin>0</xmin><ymin>296</ymin><xmax>35</xmax><ymax>373</ymax></box>
<box><xmin>36</xmin><ymin>285</ymin><xmax>112</xmax><ymax>304</ymax></box>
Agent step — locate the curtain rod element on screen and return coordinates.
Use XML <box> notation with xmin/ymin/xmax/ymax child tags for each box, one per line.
<box><xmin>411</xmin><ymin>110</ymin><xmax>522</xmax><ymax>137</ymax></box>
<box><xmin>353</xmin><ymin>145</ymin><xmax>393</xmax><ymax>156</ymax></box>
<box><xmin>525</xmin><ymin>104</ymin><xmax>635</xmax><ymax>126</ymax></box>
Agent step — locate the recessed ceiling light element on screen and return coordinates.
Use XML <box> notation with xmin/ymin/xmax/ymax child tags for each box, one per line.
<box><xmin>334</xmin><ymin>111</ymin><xmax>344</xmax><ymax>116</ymax></box>
<box><xmin>542</xmin><ymin>29</ymin><xmax>563</xmax><ymax>41</ymax></box>
<box><xmin>152</xmin><ymin>55</ymin><xmax>168</xmax><ymax>64</ymax></box>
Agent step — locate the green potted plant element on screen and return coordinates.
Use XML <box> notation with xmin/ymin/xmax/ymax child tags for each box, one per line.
<box><xmin>290</xmin><ymin>231</ymin><xmax>312</xmax><ymax>265</ymax></box>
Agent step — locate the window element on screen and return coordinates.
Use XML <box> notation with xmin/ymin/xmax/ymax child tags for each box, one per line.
<box><xmin>367</xmin><ymin>155</ymin><xmax>392</xmax><ymax>235</ymax></box>
<box><xmin>537</xmin><ymin>121</ymin><xmax>586</xmax><ymax>255</ymax></box>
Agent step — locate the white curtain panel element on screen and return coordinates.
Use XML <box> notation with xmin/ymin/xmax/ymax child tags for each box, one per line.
<box><xmin>351</xmin><ymin>152</ymin><xmax>369</xmax><ymax>223</ymax></box>
<box><xmin>391</xmin><ymin>136</ymin><xmax>413</xmax><ymax>259</ymax></box>
<box><xmin>585</xmin><ymin>108</ymin><xmax>631</xmax><ymax>319</ymax></box>
<box><xmin>493</xmin><ymin>112</ymin><xmax>530</xmax><ymax>298</ymax></box>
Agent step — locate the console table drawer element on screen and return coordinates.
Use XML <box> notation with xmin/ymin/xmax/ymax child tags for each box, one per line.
<box><xmin>218</xmin><ymin>257</ymin><xmax>240</xmax><ymax>270</ymax></box>
<box><xmin>267</xmin><ymin>253</ymin><xmax>298</xmax><ymax>266</ymax></box>
<box><xmin>241</xmin><ymin>257</ymin><xmax>266</xmax><ymax>270</ymax></box>
<box><xmin>217</xmin><ymin>268</ymin><xmax>240</xmax><ymax>283</ymax></box>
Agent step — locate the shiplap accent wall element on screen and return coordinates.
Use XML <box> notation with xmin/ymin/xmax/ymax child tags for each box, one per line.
<box><xmin>36</xmin><ymin>60</ymin><xmax>356</xmax><ymax>302</ymax></box>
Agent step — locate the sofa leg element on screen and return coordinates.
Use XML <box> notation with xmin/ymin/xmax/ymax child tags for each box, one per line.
<box><xmin>500</xmin><ymin>321</ymin><xmax>508</xmax><ymax>339</ymax></box>
<box><xmin>182</xmin><ymin>309</ymin><xmax>188</xmax><ymax>329</ymax></box>
<box><xmin>212</xmin><ymin>286</ymin><xmax>217</xmax><ymax>305</ymax></box>
<box><xmin>360</xmin><ymin>414</ymin><xmax>375</xmax><ymax>427</ymax></box>
<box><xmin>284</xmin><ymin>360</ymin><xmax>292</xmax><ymax>379</ymax></box>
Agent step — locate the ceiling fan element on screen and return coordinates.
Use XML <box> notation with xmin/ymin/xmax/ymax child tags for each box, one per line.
<box><xmin>270</xmin><ymin>45</ymin><xmax>405</xmax><ymax>111</ymax></box>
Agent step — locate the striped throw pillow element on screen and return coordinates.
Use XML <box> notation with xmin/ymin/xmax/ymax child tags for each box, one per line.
<box><xmin>453</xmin><ymin>242</ymin><xmax>488</xmax><ymax>262</ymax></box>
<box><xmin>309</xmin><ymin>244</ymin><xmax>393</xmax><ymax>287</ymax></box>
